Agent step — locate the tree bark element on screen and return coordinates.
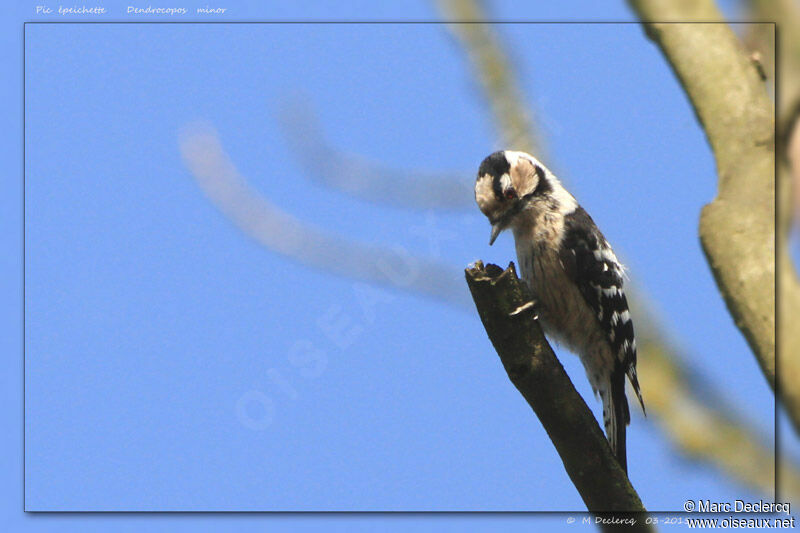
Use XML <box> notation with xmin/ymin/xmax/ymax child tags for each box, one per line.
<box><xmin>465</xmin><ymin>261</ymin><xmax>650</xmax><ymax>521</ymax></box>
<box><xmin>629</xmin><ymin>0</ymin><xmax>778</xmax><ymax>413</ymax></box>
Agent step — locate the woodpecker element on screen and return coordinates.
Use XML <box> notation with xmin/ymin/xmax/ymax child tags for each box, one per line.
<box><xmin>474</xmin><ymin>150</ymin><xmax>644</xmax><ymax>473</ymax></box>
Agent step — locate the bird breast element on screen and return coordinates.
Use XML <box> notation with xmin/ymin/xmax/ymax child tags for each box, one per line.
<box><xmin>513</xmin><ymin>229</ymin><xmax>614</xmax><ymax>392</ymax></box>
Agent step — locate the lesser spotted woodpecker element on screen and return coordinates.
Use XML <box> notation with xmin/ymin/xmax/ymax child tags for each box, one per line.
<box><xmin>475</xmin><ymin>150</ymin><xmax>645</xmax><ymax>473</ymax></box>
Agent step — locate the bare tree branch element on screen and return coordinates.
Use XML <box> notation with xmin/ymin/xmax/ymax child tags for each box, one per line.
<box><xmin>637</xmin><ymin>337</ymin><xmax>797</xmax><ymax>499</ymax></box>
<box><xmin>436</xmin><ymin>0</ymin><xmax>542</xmax><ymax>155</ymax></box>
<box><xmin>782</xmin><ymin>123</ymin><xmax>800</xmax><ymax>406</ymax></box>
<box><xmin>466</xmin><ymin>261</ymin><xmax>650</xmax><ymax>519</ymax></box>
<box><xmin>178</xmin><ymin>122</ymin><xmax>470</xmax><ymax>309</ymax></box>
<box><xmin>627</xmin><ymin>1</ymin><xmax>781</xmax><ymax>425</ymax></box>
<box><xmin>748</xmin><ymin>0</ymin><xmax>799</xmax><ymax>116</ymax></box>
<box><xmin>275</xmin><ymin>97</ymin><xmax>473</xmax><ymax>210</ymax></box>
<box><xmin>747</xmin><ymin>0</ymin><xmax>800</xmax><ymax>445</ymax></box>
<box><xmin>630</xmin><ymin>0</ymin><xmax>774</xmax><ymax>394</ymax></box>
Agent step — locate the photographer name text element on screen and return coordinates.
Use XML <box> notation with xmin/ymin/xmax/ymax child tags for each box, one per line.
<box><xmin>685</xmin><ymin>499</ymin><xmax>790</xmax><ymax>514</ymax></box>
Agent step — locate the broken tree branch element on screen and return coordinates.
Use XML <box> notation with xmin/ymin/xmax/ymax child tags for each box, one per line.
<box><xmin>465</xmin><ymin>261</ymin><xmax>649</xmax><ymax>518</ymax></box>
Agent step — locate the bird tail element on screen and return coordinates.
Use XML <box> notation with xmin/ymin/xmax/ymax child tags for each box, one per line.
<box><xmin>603</xmin><ymin>368</ymin><xmax>630</xmax><ymax>473</ymax></box>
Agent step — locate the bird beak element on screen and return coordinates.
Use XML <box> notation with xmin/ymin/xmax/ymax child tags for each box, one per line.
<box><xmin>489</xmin><ymin>223</ymin><xmax>502</xmax><ymax>246</ymax></box>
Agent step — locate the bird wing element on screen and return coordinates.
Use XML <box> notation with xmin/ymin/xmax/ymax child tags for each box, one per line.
<box><xmin>558</xmin><ymin>207</ymin><xmax>644</xmax><ymax>414</ymax></box>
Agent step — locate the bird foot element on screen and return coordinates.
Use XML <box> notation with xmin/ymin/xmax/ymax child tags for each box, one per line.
<box><xmin>509</xmin><ymin>300</ymin><xmax>538</xmax><ymax>319</ymax></box>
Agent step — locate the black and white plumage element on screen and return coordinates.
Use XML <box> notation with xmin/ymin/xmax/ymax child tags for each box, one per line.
<box><xmin>475</xmin><ymin>150</ymin><xmax>644</xmax><ymax>473</ymax></box>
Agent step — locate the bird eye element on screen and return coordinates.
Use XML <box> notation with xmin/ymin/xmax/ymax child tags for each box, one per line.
<box><xmin>504</xmin><ymin>188</ymin><xmax>517</xmax><ymax>200</ymax></box>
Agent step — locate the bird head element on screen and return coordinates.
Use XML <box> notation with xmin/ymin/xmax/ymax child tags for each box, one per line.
<box><xmin>474</xmin><ymin>150</ymin><xmax>551</xmax><ymax>245</ymax></box>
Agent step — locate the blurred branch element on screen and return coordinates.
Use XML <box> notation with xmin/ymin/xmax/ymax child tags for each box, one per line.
<box><xmin>178</xmin><ymin>122</ymin><xmax>470</xmax><ymax>309</ymax></box>
<box><xmin>783</xmin><ymin>122</ymin><xmax>800</xmax><ymax>405</ymax></box>
<box><xmin>748</xmin><ymin>0</ymin><xmax>800</xmax><ymax>233</ymax></box>
<box><xmin>277</xmin><ymin>0</ymin><xmax>548</xmax><ymax>211</ymax></box>
<box><xmin>437</xmin><ymin>0</ymin><xmax>542</xmax><ymax>154</ymax></box>
<box><xmin>466</xmin><ymin>261</ymin><xmax>649</xmax><ymax>517</ymax></box>
<box><xmin>747</xmin><ymin>0</ymin><xmax>800</xmax><ymax>449</ymax></box>
<box><xmin>748</xmin><ymin>0</ymin><xmax>800</xmax><ymax>115</ymax></box>
<box><xmin>637</xmin><ymin>335</ymin><xmax>800</xmax><ymax>500</ymax></box>
<box><xmin>276</xmin><ymin>0</ymin><xmax>547</xmax><ymax>210</ymax></box>
<box><xmin>276</xmin><ymin>97</ymin><xmax>473</xmax><ymax>210</ymax></box>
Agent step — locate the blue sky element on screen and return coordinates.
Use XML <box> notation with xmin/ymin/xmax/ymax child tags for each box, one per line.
<box><xmin>5</xmin><ymin>0</ymin><xmax>785</xmax><ymax>531</ymax></box>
